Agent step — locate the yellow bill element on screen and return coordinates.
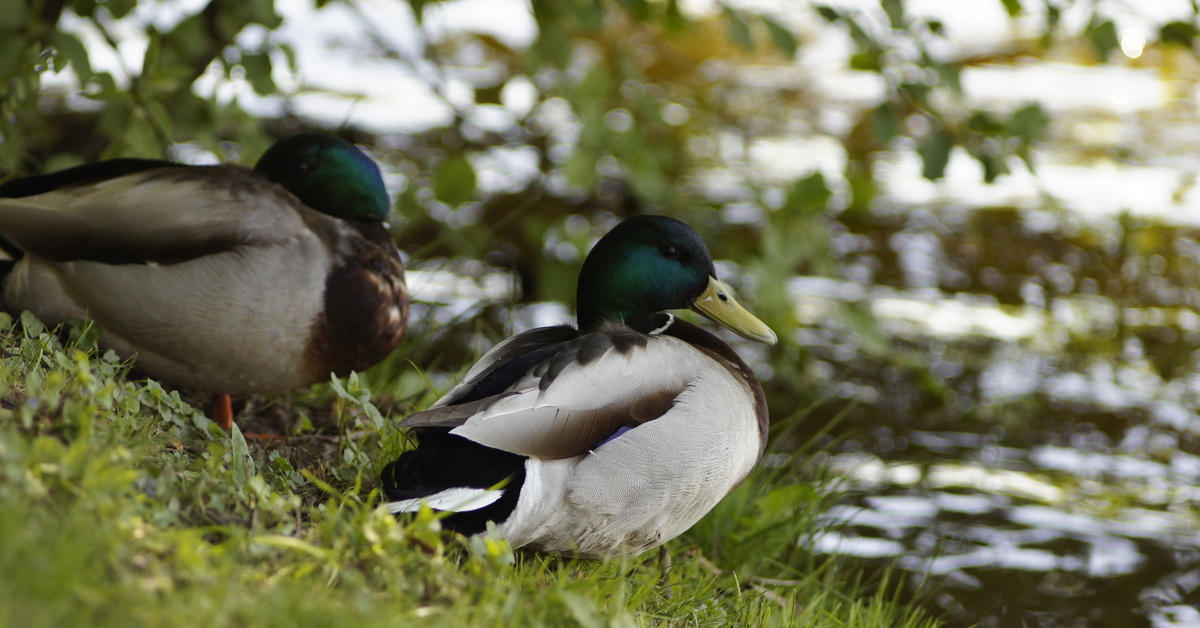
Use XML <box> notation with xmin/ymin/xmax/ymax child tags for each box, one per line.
<box><xmin>690</xmin><ymin>276</ymin><xmax>778</xmax><ymax>345</ymax></box>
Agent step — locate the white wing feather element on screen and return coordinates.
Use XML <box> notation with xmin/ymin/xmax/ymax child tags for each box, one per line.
<box><xmin>386</xmin><ymin>488</ymin><xmax>504</xmax><ymax>514</ymax></box>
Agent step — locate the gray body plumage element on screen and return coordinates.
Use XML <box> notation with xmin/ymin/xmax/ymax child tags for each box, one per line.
<box><xmin>0</xmin><ymin>165</ymin><xmax>403</xmax><ymax>394</ymax></box>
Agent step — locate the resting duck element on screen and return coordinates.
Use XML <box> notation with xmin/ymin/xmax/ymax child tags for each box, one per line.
<box><xmin>382</xmin><ymin>215</ymin><xmax>776</xmax><ymax>558</ymax></box>
<box><xmin>0</xmin><ymin>133</ymin><xmax>408</xmax><ymax>429</ymax></box>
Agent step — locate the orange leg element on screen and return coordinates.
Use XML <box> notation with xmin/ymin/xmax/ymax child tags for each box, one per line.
<box><xmin>211</xmin><ymin>394</ymin><xmax>282</xmax><ymax>440</ymax></box>
<box><xmin>211</xmin><ymin>393</ymin><xmax>234</xmax><ymax>430</ymax></box>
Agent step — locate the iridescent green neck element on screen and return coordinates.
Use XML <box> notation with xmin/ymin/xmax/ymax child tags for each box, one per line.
<box><xmin>575</xmin><ymin>216</ymin><xmax>712</xmax><ymax>334</ymax></box>
<box><xmin>576</xmin><ymin>252</ymin><xmax>669</xmax><ymax>333</ymax></box>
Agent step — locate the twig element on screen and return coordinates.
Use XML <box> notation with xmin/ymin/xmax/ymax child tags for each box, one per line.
<box><xmin>748</xmin><ymin>576</ymin><xmax>806</xmax><ymax>587</ymax></box>
<box><xmin>658</xmin><ymin>545</ymin><xmax>674</xmax><ymax>599</ymax></box>
<box><xmin>748</xmin><ymin>583</ymin><xmax>791</xmax><ymax>609</ymax></box>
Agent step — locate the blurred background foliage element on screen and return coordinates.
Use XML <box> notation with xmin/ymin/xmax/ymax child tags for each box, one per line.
<box><xmin>1</xmin><ymin>0</ymin><xmax>1198</xmax><ymax>413</ymax></box>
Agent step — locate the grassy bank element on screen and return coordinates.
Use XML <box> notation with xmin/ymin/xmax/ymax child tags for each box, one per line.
<box><xmin>0</xmin><ymin>313</ymin><xmax>936</xmax><ymax>627</ymax></box>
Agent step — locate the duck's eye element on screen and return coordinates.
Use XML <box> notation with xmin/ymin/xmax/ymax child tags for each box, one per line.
<box><xmin>660</xmin><ymin>244</ymin><xmax>681</xmax><ymax>260</ymax></box>
<box><xmin>289</xmin><ymin>156</ymin><xmax>318</xmax><ymax>178</ymax></box>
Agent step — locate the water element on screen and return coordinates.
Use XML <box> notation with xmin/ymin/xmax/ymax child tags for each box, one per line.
<box><xmin>706</xmin><ymin>13</ymin><xmax>1200</xmax><ymax>620</ymax></box>
<box><xmin>793</xmin><ymin>204</ymin><xmax>1200</xmax><ymax>626</ymax></box>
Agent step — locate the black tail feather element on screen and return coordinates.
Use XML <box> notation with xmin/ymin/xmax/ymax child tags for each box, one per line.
<box><xmin>381</xmin><ymin>429</ymin><xmax>527</xmax><ymax>535</ymax></box>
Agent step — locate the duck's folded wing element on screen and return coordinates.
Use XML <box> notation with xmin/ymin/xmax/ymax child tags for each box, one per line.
<box><xmin>429</xmin><ymin>325</ymin><xmax>579</xmax><ymax>408</ymax></box>
<box><xmin>403</xmin><ymin>401</ymin><xmax>623</xmax><ymax>459</ymax></box>
<box><xmin>0</xmin><ymin>158</ymin><xmax>175</xmax><ymax>198</ymax></box>
<box><xmin>400</xmin><ymin>331</ymin><xmax>698</xmax><ymax>459</ymax></box>
<box><xmin>0</xmin><ymin>166</ymin><xmax>304</xmax><ymax>264</ymax></box>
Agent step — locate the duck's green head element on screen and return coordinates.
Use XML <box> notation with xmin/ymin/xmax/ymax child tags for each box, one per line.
<box><xmin>577</xmin><ymin>215</ymin><xmax>777</xmax><ymax>344</ymax></box>
<box><xmin>254</xmin><ymin>132</ymin><xmax>390</xmax><ymax>221</ymax></box>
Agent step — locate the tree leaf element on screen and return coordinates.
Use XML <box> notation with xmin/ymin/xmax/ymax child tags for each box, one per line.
<box><xmin>66</xmin><ymin>0</ymin><xmax>98</xmax><ymax>18</ymax></box>
<box><xmin>50</xmin><ymin>32</ymin><xmax>93</xmax><ymax>82</ymax></box>
<box><xmin>762</xmin><ymin>17</ymin><xmax>798</xmax><ymax>58</ymax></box>
<box><xmin>664</xmin><ymin>0</ymin><xmax>686</xmax><ymax>31</ymax></box>
<box><xmin>1046</xmin><ymin>3</ymin><xmax>1061</xmax><ymax>28</ymax></box>
<box><xmin>434</xmin><ymin>153</ymin><xmax>477</xmax><ymax>207</ymax></box>
<box><xmin>104</xmin><ymin>0</ymin><xmax>137</xmax><ymax>19</ymax></box>
<box><xmin>1088</xmin><ymin>19</ymin><xmax>1118</xmax><ymax>61</ymax></box>
<box><xmin>0</xmin><ymin>0</ymin><xmax>28</xmax><ymax>30</ymax></box>
<box><xmin>967</xmin><ymin>110</ymin><xmax>1004</xmax><ymax>135</ymax></box>
<box><xmin>849</xmin><ymin>50</ymin><xmax>881</xmax><ymax>71</ymax></box>
<box><xmin>245</xmin><ymin>0</ymin><xmax>283</xmax><ymax>29</ymax></box>
<box><xmin>1160</xmin><ymin>21</ymin><xmax>1198</xmax><ymax>47</ymax></box>
<box><xmin>872</xmin><ymin>104</ymin><xmax>900</xmax><ymax>145</ymax></box>
<box><xmin>724</xmin><ymin>9</ymin><xmax>754</xmax><ymax>50</ymax></box>
<box><xmin>0</xmin><ymin>38</ymin><xmax>27</xmax><ymax>78</ymax></box>
<box><xmin>278</xmin><ymin>42</ymin><xmax>298</xmax><ymax>73</ymax></box>
<box><xmin>999</xmin><ymin>0</ymin><xmax>1023</xmax><ymax>17</ymax></box>
<box><xmin>979</xmin><ymin>151</ymin><xmax>1009</xmax><ymax>182</ymax></box>
<box><xmin>918</xmin><ymin>129</ymin><xmax>952</xmax><ymax>180</ymax></box>
<box><xmin>615</xmin><ymin>0</ymin><xmax>650</xmax><ymax>21</ymax></box>
<box><xmin>476</xmin><ymin>82</ymin><xmax>505</xmax><ymax>105</ymax></box>
<box><xmin>785</xmin><ymin>172</ymin><xmax>832</xmax><ymax>216</ymax></box>
<box><xmin>142</xmin><ymin>28</ymin><xmax>163</xmax><ymax>78</ymax></box>
<box><xmin>1016</xmin><ymin>142</ymin><xmax>1038</xmax><ymax>174</ymax></box>
<box><xmin>882</xmin><ymin>0</ymin><xmax>904</xmax><ymax>29</ymax></box>
<box><xmin>408</xmin><ymin>0</ymin><xmax>427</xmax><ymax>24</ymax></box>
<box><xmin>936</xmin><ymin>61</ymin><xmax>962</xmax><ymax>94</ymax></box>
<box><xmin>144</xmin><ymin>100</ymin><xmax>174</xmax><ymax>142</ymax></box>
<box><xmin>241</xmin><ymin>52</ymin><xmax>275</xmax><ymax>96</ymax></box>
<box><xmin>845</xmin><ymin>16</ymin><xmax>872</xmax><ymax>48</ymax></box>
<box><xmin>1008</xmin><ymin>103</ymin><xmax>1049</xmax><ymax>143</ymax></box>
<box><xmin>571</xmin><ymin>1</ymin><xmax>606</xmax><ymax>31</ymax></box>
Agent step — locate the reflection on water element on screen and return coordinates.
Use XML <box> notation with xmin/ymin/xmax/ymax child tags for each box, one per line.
<box><xmin>797</xmin><ymin>201</ymin><xmax>1200</xmax><ymax>626</ymax></box>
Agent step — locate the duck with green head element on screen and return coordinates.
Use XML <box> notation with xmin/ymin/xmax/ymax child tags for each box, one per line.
<box><xmin>0</xmin><ymin>132</ymin><xmax>408</xmax><ymax>429</ymax></box>
<box><xmin>382</xmin><ymin>215</ymin><xmax>775</xmax><ymax>558</ymax></box>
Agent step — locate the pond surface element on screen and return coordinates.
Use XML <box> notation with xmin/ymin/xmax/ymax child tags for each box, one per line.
<box><xmin>794</xmin><ymin>204</ymin><xmax>1200</xmax><ymax>627</ymax></box>
<box><xmin>699</xmin><ymin>8</ymin><xmax>1200</xmax><ymax>624</ymax></box>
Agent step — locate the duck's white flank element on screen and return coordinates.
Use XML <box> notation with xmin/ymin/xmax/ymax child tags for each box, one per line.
<box><xmin>392</xmin><ymin>333</ymin><xmax>762</xmax><ymax>558</ymax></box>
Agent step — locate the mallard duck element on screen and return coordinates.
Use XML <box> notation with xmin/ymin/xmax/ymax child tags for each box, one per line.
<box><xmin>0</xmin><ymin>133</ymin><xmax>408</xmax><ymax>429</ymax></box>
<box><xmin>381</xmin><ymin>215</ymin><xmax>776</xmax><ymax>558</ymax></box>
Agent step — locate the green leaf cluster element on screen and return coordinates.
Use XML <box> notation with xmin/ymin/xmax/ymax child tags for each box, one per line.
<box><xmin>0</xmin><ymin>0</ymin><xmax>289</xmax><ymax>170</ymax></box>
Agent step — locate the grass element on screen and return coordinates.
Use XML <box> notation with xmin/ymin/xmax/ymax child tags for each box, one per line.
<box><xmin>0</xmin><ymin>311</ymin><xmax>939</xmax><ymax>628</ymax></box>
